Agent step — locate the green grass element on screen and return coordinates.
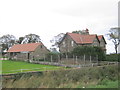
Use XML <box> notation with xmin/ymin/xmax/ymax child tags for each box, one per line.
<box><xmin>86</xmin><ymin>80</ymin><xmax>119</xmax><ymax>88</ymax></box>
<box><xmin>2</xmin><ymin>60</ymin><xmax>64</xmax><ymax>74</ymax></box>
<box><xmin>59</xmin><ymin>80</ymin><xmax>119</xmax><ymax>88</ymax></box>
<box><xmin>58</xmin><ymin>80</ymin><xmax>119</xmax><ymax>88</ymax></box>
<box><xmin>2</xmin><ymin>64</ymin><xmax>119</xmax><ymax>88</ymax></box>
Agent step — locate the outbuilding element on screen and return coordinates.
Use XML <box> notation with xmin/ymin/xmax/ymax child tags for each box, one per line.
<box><xmin>7</xmin><ymin>43</ymin><xmax>49</xmax><ymax>61</ymax></box>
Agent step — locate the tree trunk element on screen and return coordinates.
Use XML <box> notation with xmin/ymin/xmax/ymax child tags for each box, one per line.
<box><xmin>115</xmin><ymin>45</ymin><xmax>117</xmax><ymax>54</ymax></box>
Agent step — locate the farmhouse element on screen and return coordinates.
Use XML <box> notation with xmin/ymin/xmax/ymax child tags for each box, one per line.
<box><xmin>59</xmin><ymin>29</ymin><xmax>106</xmax><ymax>53</ymax></box>
<box><xmin>7</xmin><ymin>43</ymin><xmax>49</xmax><ymax>61</ymax></box>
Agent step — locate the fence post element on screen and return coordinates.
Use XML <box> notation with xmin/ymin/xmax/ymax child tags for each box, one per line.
<box><xmin>96</xmin><ymin>55</ymin><xmax>98</xmax><ymax>65</ymax></box>
<box><xmin>76</xmin><ymin>56</ymin><xmax>78</xmax><ymax>64</ymax></box>
<box><xmin>51</xmin><ymin>55</ymin><xmax>53</xmax><ymax>62</ymax></box>
<box><xmin>58</xmin><ymin>55</ymin><xmax>60</xmax><ymax>63</ymax></box>
<box><xmin>73</xmin><ymin>54</ymin><xmax>74</xmax><ymax>60</ymax></box>
<box><xmin>21</xmin><ymin>69</ymin><xmax>22</xmax><ymax>72</ymax></box>
<box><xmin>90</xmin><ymin>55</ymin><xmax>92</xmax><ymax>63</ymax></box>
<box><xmin>84</xmin><ymin>54</ymin><xmax>85</xmax><ymax>65</ymax></box>
<box><xmin>66</xmin><ymin>54</ymin><xmax>68</xmax><ymax>60</ymax></box>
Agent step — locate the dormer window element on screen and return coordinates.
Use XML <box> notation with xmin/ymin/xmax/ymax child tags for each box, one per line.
<box><xmin>71</xmin><ymin>41</ymin><xmax>74</xmax><ymax>47</ymax></box>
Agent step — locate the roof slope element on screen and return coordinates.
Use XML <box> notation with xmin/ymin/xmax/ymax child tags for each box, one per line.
<box><xmin>7</xmin><ymin>43</ymin><xmax>42</xmax><ymax>52</ymax></box>
<box><xmin>98</xmin><ymin>35</ymin><xmax>103</xmax><ymax>40</ymax></box>
<box><xmin>98</xmin><ymin>35</ymin><xmax>107</xmax><ymax>44</ymax></box>
<box><xmin>67</xmin><ymin>33</ymin><xmax>98</xmax><ymax>44</ymax></box>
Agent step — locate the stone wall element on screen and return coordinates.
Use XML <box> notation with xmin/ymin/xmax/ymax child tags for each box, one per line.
<box><xmin>30</xmin><ymin>45</ymin><xmax>49</xmax><ymax>60</ymax></box>
<box><xmin>59</xmin><ymin>34</ymin><xmax>78</xmax><ymax>53</ymax></box>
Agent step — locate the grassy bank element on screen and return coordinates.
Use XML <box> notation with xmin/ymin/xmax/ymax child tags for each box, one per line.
<box><xmin>2</xmin><ymin>60</ymin><xmax>64</xmax><ymax>74</ymax></box>
<box><xmin>2</xmin><ymin>64</ymin><xmax>119</xmax><ymax>88</ymax></box>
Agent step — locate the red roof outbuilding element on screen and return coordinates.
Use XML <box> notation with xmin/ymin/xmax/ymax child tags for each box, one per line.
<box><xmin>7</xmin><ymin>43</ymin><xmax>42</xmax><ymax>52</ymax></box>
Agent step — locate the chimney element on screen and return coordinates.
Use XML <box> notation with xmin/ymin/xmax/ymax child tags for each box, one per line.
<box><xmin>86</xmin><ymin>28</ymin><xmax>89</xmax><ymax>35</ymax></box>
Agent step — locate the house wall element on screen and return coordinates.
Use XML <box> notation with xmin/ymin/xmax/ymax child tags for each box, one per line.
<box><xmin>30</xmin><ymin>45</ymin><xmax>49</xmax><ymax>60</ymax></box>
<box><xmin>8</xmin><ymin>45</ymin><xmax>49</xmax><ymax>61</ymax></box>
<box><xmin>16</xmin><ymin>53</ymin><xmax>28</xmax><ymax>61</ymax></box>
<box><xmin>59</xmin><ymin>35</ymin><xmax>78</xmax><ymax>53</ymax></box>
<box><xmin>99</xmin><ymin>38</ymin><xmax>106</xmax><ymax>52</ymax></box>
<box><xmin>92</xmin><ymin>38</ymin><xmax>100</xmax><ymax>47</ymax></box>
<box><xmin>8</xmin><ymin>52</ymin><xmax>28</xmax><ymax>61</ymax></box>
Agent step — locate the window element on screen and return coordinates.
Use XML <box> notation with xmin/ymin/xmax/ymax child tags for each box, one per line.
<box><xmin>63</xmin><ymin>42</ymin><xmax>65</xmax><ymax>47</ymax></box>
<box><xmin>71</xmin><ymin>41</ymin><xmax>74</xmax><ymax>47</ymax></box>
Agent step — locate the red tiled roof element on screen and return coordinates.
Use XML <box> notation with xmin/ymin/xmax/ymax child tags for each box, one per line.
<box><xmin>98</xmin><ymin>35</ymin><xmax>103</xmax><ymax>41</ymax></box>
<box><xmin>67</xmin><ymin>33</ymin><xmax>98</xmax><ymax>44</ymax></box>
<box><xmin>7</xmin><ymin>43</ymin><xmax>42</xmax><ymax>52</ymax></box>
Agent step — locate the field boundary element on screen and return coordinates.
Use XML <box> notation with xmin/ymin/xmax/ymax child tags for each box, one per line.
<box><xmin>29</xmin><ymin>60</ymin><xmax>118</xmax><ymax>67</ymax></box>
<box><xmin>1</xmin><ymin>62</ymin><xmax>118</xmax><ymax>78</ymax></box>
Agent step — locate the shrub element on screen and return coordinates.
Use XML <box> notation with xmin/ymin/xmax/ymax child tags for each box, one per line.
<box><xmin>71</xmin><ymin>46</ymin><xmax>106</xmax><ymax>61</ymax></box>
<box><xmin>106</xmin><ymin>54</ymin><xmax>120</xmax><ymax>62</ymax></box>
<box><xmin>97</xmin><ymin>79</ymin><xmax>109</xmax><ymax>85</ymax></box>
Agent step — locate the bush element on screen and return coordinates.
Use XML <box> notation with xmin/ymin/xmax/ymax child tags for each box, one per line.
<box><xmin>106</xmin><ymin>54</ymin><xmax>120</xmax><ymax>62</ymax></box>
<box><xmin>71</xmin><ymin>46</ymin><xmax>106</xmax><ymax>61</ymax></box>
<box><xmin>98</xmin><ymin>79</ymin><xmax>109</xmax><ymax>85</ymax></box>
<box><xmin>60</xmin><ymin>52</ymin><xmax>73</xmax><ymax>58</ymax></box>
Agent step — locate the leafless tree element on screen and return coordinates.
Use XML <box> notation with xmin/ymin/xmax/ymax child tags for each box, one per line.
<box><xmin>107</xmin><ymin>27</ymin><xmax>120</xmax><ymax>54</ymax></box>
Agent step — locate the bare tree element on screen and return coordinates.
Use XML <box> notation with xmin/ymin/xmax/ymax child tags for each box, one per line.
<box><xmin>107</xmin><ymin>27</ymin><xmax>120</xmax><ymax>54</ymax></box>
<box><xmin>50</xmin><ymin>33</ymin><xmax>65</xmax><ymax>51</ymax></box>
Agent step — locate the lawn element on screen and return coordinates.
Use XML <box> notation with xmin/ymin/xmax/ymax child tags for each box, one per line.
<box><xmin>2</xmin><ymin>60</ymin><xmax>64</xmax><ymax>74</ymax></box>
<box><xmin>87</xmin><ymin>80</ymin><xmax>119</xmax><ymax>88</ymax></box>
<box><xmin>76</xmin><ymin>80</ymin><xmax>119</xmax><ymax>88</ymax></box>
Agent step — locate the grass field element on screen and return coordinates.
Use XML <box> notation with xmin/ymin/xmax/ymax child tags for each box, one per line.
<box><xmin>76</xmin><ymin>80</ymin><xmax>119</xmax><ymax>88</ymax></box>
<box><xmin>2</xmin><ymin>64</ymin><xmax>119</xmax><ymax>88</ymax></box>
<box><xmin>2</xmin><ymin>60</ymin><xmax>64</xmax><ymax>74</ymax></box>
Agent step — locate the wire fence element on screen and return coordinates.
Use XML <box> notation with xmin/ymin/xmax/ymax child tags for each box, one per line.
<box><xmin>28</xmin><ymin>54</ymin><xmax>118</xmax><ymax>68</ymax></box>
<box><xmin>30</xmin><ymin>54</ymin><xmax>99</xmax><ymax>65</ymax></box>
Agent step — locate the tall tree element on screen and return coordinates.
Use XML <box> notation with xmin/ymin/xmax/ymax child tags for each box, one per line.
<box><xmin>0</xmin><ymin>34</ymin><xmax>16</xmax><ymax>53</ymax></box>
<box><xmin>50</xmin><ymin>33</ymin><xmax>65</xmax><ymax>51</ymax></box>
<box><xmin>21</xmin><ymin>34</ymin><xmax>41</xmax><ymax>44</ymax></box>
<box><xmin>72</xmin><ymin>29</ymin><xmax>89</xmax><ymax>35</ymax></box>
<box><xmin>17</xmin><ymin>37</ymin><xmax>24</xmax><ymax>44</ymax></box>
<box><xmin>72</xmin><ymin>30</ymin><xmax>83</xmax><ymax>34</ymax></box>
<box><xmin>107</xmin><ymin>27</ymin><xmax>120</xmax><ymax>54</ymax></box>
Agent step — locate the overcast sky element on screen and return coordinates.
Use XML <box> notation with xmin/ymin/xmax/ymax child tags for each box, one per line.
<box><xmin>0</xmin><ymin>0</ymin><xmax>119</xmax><ymax>54</ymax></box>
